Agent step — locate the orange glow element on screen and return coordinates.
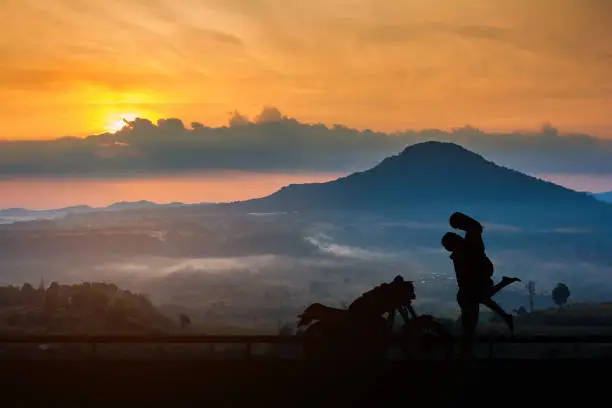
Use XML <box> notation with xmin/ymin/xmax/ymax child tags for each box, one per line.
<box><xmin>0</xmin><ymin>0</ymin><xmax>610</xmax><ymax>139</ymax></box>
<box><xmin>0</xmin><ymin>172</ymin><xmax>345</xmax><ymax>210</ymax></box>
<box><xmin>105</xmin><ymin>113</ymin><xmax>144</xmax><ymax>133</ymax></box>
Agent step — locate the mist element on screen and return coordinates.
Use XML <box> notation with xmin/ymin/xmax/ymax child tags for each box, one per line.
<box><xmin>2</xmin><ymin>210</ymin><xmax>611</xmax><ymax>331</ymax></box>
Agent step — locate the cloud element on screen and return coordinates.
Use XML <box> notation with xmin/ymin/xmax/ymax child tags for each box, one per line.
<box><xmin>1</xmin><ymin>107</ymin><xmax>612</xmax><ymax>177</ymax></box>
<box><xmin>254</xmin><ymin>106</ymin><xmax>285</xmax><ymax>124</ymax></box>
<box><xmin>2</xmin><ymin>0</ymin><xmax>611</xmax><ymax>142</ymax></box>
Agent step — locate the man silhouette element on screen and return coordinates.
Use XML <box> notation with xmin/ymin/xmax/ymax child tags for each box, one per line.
<box><xmin>348</xmin><ymin>275</ymin><xmax>416</xmax><ymax>326</ymax></box>
<box><xmin>298</xmin><ymin>275</ymin><xmax>416</xmax><ymax>360</ymax></box>
<box><xmin>442</xmin><ymin>212</ymin><xmax>520</xmax><ymax>356</ymax></box>
<box><xmin>297</xmin><ymin>276</ymin><xmax>415</xmax><ymax>331</ymax></box>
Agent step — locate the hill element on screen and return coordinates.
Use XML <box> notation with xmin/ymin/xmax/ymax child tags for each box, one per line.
<box><xmin>593</xmin><ymin>191</ymin><xmax>612</xmax><ymax>203</ymax></box>
<box><xmin>515</xmin><ymin>302</ymin><xmax>612</xmax><ymax>328</ymax></box>
<box><xmin>477</xmin><ymin>302</ymin><xmax>612</xmax><ymax>335</ymax></box>
<box><xmin>0</xmin><ymin>281</ymin><xmax>176</xmax><ymax>335</ymax></box>
<box><xmin>0</xmin><ymin>201</ymin><xmax>192</xmax><ymax>224</ymax></box>
<box><xmin>233</xmin><ymin>142</ymin><xmax>612</xmax><ymax>229</ymax></box>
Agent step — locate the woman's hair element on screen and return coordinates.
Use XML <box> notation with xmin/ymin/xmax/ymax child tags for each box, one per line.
<box><xmin>449</xmin><ymin>212</ymin><xmax>483</xmax><ymax>233</ymax></box>
<box><xmin>441</xmin><ymin>232</ymin><xmax>464</xmax><ymax>252</ymax></box>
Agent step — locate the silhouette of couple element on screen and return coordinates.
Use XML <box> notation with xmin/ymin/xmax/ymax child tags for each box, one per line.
<box><xmin>296</xmin><ymin>211</ymin><xmax>519</xmax><ymax>360</ymax></box>
<box><xmin>442</xmin><ymin>212</ymin><xmax>520</xmax><ymax>357</ymax></box>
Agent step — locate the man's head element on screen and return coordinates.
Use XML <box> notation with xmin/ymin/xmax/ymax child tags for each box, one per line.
<box><xmin>392</xmin><ymin>275</ymin><xmax>404</xmax><ymax>284</ymax></box>
<box><xmin>391</xmin><ymin>275</ymin><xmax>416</xmax><ymax>301</ymax></box>
<box><xmin>442</xmin><ymin>232</ymin><xmax>464</xmax><ymax>252</ymax></box>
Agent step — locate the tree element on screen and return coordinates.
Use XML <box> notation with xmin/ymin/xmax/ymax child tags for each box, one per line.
<box><xmin>43</xmin><ymin>282</ymin><xmax>62</xmax><ymax>313</ymax></box>
<box><xmin>89</xmin><ymin>291</ymin><xmax>110</xmax><ymax>315</ymax></box>
<box><xmin>526</xmin><ymin>281</ymin><xmax>536</xmax><ymax>312</ymax></box>
<box><xmin>20</xmin><ymin>283</ymin><xmax>36</xmax><ymax>304</ymax></box>
<box><xmin>278</xmin><ymin>322</ymin><xmax>294</xmax><ymax>337</ymax></box>
<box><xmin>107</xmin><ymin>298</ymin><xmax>129</xmax><ymax>325</ymax></box>
<box><xmin>552</xmin><ymin>283</ymin><xmax>570</xmax><ymax>309</ymax></box>
<box><xmin>0</xmin><ymin>286</ymin><xmax>21</xmax><ymax>306</ymax></box>
<box><xmin>513</xmin><ymin>306</ymin><xmax>528</xmax><ymax>316</ymax></box>
<box><xmin>179</xmin><ymin>313</ymin><xmax>191</xmax><ymax>330</ymax></box>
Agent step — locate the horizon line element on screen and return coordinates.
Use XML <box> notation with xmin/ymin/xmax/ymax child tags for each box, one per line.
<box><xmin>1</xmin><ymin>110</ymin><xmax>607</xmax><ymax>142</ymax></box>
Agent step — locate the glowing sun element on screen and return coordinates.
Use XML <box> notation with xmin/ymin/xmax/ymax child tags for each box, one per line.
<box><xmin>106</xmin><ymin>113</ymin><xmax>140</xmax><ymax>133</ymax></box>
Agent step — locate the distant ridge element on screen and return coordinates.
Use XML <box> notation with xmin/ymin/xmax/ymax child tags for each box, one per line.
<box><xmin>231</xmin><ymin>141</ymin><xmax>611</xmax><ymax>229</ymax></box>
<box><xmin>105</xmin><ymin>200</ymin><xmax>160</xmax><ymax>210</ymax></box>
<box><xmin>591</xmin><ymin>191</ymin><xmax>612</xmax><ymax>203</ymax></box>
<box><xmin>0</xmin><ymin>200</ymin><xmax>192</xmax><ymax>223</ymax></box>
<box><xmin>3</xmin><ymin>142</ymin><xmax>610</xmax><ymax>229</ymax></box>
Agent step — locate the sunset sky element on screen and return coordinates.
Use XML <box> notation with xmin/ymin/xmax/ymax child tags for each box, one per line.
<box><xmin>1</xmin><ymin>0</ymin><xmax>611</xmax><ymax>208</ymax></box>
<box><xmin>2</xmin><ymin>0</ymin><xmax>611</xmax><ymax>140</ymax></box>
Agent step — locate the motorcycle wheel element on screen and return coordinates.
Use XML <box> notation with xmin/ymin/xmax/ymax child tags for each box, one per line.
<box><xmin>360</xmin><ymin>317</ymin><xmax>391</xmax><ymax>360</ymax></box>
<box><xmin>302</xmin><ymin>318</ymin><xmax>390</xmax><ymax>361</ymax></box>
<box><xmin>400</xmin><ymin>315</ymin><xmax>454</xmax><ymax>360</ymax></box>
<box><xmin>302</xmin><ymin>321</ymin><xmax>341</xmax><ymax>360</ymax></box>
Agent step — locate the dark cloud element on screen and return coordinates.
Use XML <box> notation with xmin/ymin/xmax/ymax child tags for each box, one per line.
<box><xmin>1</xmin><ymin>107</ymin><xmax>612</xmax><ymax>177</ymax></box>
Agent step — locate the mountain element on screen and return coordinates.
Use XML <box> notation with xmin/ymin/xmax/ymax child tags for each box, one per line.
<box><xmin>0</xmin><ymin>201</ymin><xmax>188</xmax><ymax>224</ymax></box>
<box><xmin>0</xmin><ymin>206</ymin><xmax>93</xmax><ymax>224</ymax></box>
<box><xmin>592</xmin><ymin>192</ymin><xmax>612</xmax><ymax>203</ymax></box>
<box><xmin>233</xmin><ymin>141</ymin><xmax>612</xmax><ymax>229</ymax></box>
<box><xmin>105</xmin><ymin>200</ymin><xmax>162</xmax><ymax>211</ymax></box>
<box><xmin>0</xmin><ymin>205</ymin><xmax>94</xmax><ymax>215</ymax></box>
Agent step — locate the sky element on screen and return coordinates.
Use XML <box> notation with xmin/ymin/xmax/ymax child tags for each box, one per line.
<box><xmin>1</xmin><ymin>0</ymin><xmax>611</xmax><ymax>140</ymax></box>
<box><xmin>0</xmin><ymin>171</ymin><xmax>343</xmax><ymax>209</ymax></box>
<box><xmin>0</xmin><ymin>1</ymin><xmax>611</xmax><ymax>208</ymax></box>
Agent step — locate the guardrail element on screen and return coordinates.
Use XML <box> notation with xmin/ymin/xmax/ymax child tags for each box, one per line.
<box><xmin>2</xmin><ymin>334</ymin><xmax>612</xmax><ymax>358</ymax></box>
<box><xmin>470</xmin><ymin>335</ymin><xmax>612</xmax><ymax>358</ymax></box>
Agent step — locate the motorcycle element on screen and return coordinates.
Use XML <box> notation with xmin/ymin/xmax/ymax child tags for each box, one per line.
<box><xmin>297</xmin><ymin>282</ymin><xmax>453</xmax><ymax>361</ymax></box>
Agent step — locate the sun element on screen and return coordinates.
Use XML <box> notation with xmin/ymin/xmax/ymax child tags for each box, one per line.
<box><xmin>106</xmin><ymin>113</ymin><xmax>140</xmax><ymax>133</ymax></box>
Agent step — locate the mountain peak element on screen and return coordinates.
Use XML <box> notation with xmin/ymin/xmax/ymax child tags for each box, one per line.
<box><xmin>400</xmin><ymin>140</ymin><xmax>471</xmax><ymax>155</ymax></box>
<box><xmin>367</xmin><ymin>140</ymin><xmax>493</xmax><ymax>178</ymax></box>
<box><xmin>238</xmin><ymin>142</ymin><xmax>610</xmax><ymax>228</ymax></box>
<box><xmin>105</xmin><ymin>200</ymin><xmax>157</xmax><ymax>210</ymax></box>
<box><xmin>397</xmin><ymin>141</ymin><xmax>487</xmax><ymax>164</ymax></box>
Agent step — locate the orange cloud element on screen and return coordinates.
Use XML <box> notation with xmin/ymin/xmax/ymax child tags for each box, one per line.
<box><xmin>0</xmin><ymin>107</ymin><xmax>611</xmax><ymax>178</ymax></box>
<box><xmin>0</xmin><ymin>0</ymin><xmax>610</xmax><ymax>139</ymax></box>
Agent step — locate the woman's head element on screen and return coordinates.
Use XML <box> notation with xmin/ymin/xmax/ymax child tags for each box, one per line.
<box><xmin>442</xmin><ymin>232</ymin><xmax>464</xmax><ymax>252</ymax></box>
<box><xmin>449</xmin><ymin>212</ymin><xmax>462</xmax><ymax>229</ymax></box>
<box><xmin>449</xmin><ymin>212</ymin><xmax>483</xmax><ymax>232</ymax></box>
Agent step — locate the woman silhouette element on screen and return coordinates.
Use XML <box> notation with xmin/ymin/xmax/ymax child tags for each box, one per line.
<box><xmin>442</xmin><ymin>212</ymin><xmax>520</xmax><ymax>356</ymax></box>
